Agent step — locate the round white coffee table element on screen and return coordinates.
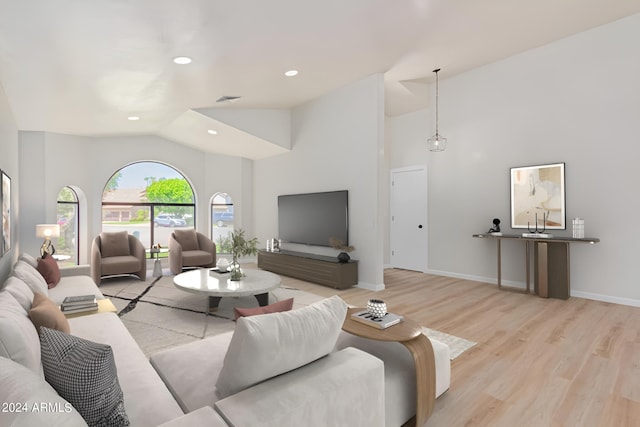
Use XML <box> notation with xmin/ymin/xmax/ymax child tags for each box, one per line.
<box><xmin>173</xmin><ymin>268</ymin><xmax>282</xmax><ymax>313</ymax></box>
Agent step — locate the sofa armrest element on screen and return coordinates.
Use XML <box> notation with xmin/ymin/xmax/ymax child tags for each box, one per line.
<box><xmin>157</xmin><ymin>407</ymin><xmax>228</xmax><ymax>427</ymax></box>
<box><xmin>168</xmin><ymin>233</ymin><xmax>183</xmax><ymax>274</ymax></box>
<box><xmin>214</xmin><ymin>347</ymin><xmax>385</xmax><ymax>427</ymax></box>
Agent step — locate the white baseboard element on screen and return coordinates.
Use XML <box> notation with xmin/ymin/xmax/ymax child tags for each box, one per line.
<box><xmin>425</xmin><ymin>269</ymin><xmax>640</xmax><ymax>307</ymax></box>
<box><xmin>571</xmin><ymin>290</ymin><xmax>640</xmax><ymax>307</ymax></box>
<box><xmin>356</xmin><ymin>281</ymin><xmax>385</xmax><ymax>291</ymax></box>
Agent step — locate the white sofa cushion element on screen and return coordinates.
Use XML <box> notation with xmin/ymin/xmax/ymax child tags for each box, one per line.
<box><xmin>47</xmin><ymin>274</ymin><xmax>104</xmax><ymax>306</ymax></box>
<box><xmin>69</xmin><ymin>312</ymin><xmax>185</xmax><ymax>426</ymax></box>
<box><xmin>13</xmin><ymin>260</ymin><xmax>48</xmax><ymax>296</ymax></box>
<box><xmin>150</xmin><ymin>331</ymin><xmax>234</xmax><ymax>412</ymax></box>
<box><xmin>19</xmin><ymin>252</ymin><xmax>39</xmax><ymax>268</ymax></box>
<box><xmin>215</xmin><ymin>347</ymin><xmax>385</xmax><ymax>427</ymax></box>
<box><xmin>0</xmin><ymin>356</ymin><xmax>88</xmax><ymax>427</ymax></box>
<box><xmin>0</xmin><ymin>291</ymin><xmax>42</xmax><ymax>375</ymax></box>
<box><xmin>3</xmin><ymin>276</ymin><xmax>34</xmax><ymax>311</ymax></box>
<box><xmin>39</xmin><ymin>327</ymin><xmax>129</xmax><ymax>427</ymax></box>
<box><xmin>215</xmin><ymin>295</ymin><xmax>348</xmax><ymax>398</ymax></box>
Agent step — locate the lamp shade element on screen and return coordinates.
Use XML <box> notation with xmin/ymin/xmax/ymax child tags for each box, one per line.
<box><xmin>36</xmin><ymin>224</ymin><xmax>60</xmax><ymax>239</ymax></box>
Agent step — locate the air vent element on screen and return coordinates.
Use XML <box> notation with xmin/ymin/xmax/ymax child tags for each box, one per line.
<box><xmin>216</xmin><ymin>96</ymin><xmax>242</xmax><ymax>103</ymax></box>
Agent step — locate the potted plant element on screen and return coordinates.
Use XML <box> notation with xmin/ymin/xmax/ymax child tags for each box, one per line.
<box><xmin>329</xmin><ymin>237</ymin><xmax>354</xmax><ymax>263</ymax></box>
<box><xmin>229</xmin><ymin>229</ymin><xmax>259</xmax><ymax>280</ymax></box>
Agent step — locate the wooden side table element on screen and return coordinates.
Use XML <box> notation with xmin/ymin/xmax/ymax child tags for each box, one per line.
<box><xmin>342</xmin><ymin>307</ymin><xmax>436</xmax><ymax>427</ymax></box>
<box><xmin>63</xmin><ymin>298</ymin><xmax>118</xmax><ymax>319</ymax></box>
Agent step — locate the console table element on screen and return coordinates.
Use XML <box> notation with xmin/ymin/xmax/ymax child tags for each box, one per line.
<box><xmin>473</xmin><ymin>233</ymin><xmax>599</xmax><ymax>299</ymax></box>
<box><xmin>257</xmin><ymin>250</ymin><xmax>358</xmax><ymax>289</ymax></box>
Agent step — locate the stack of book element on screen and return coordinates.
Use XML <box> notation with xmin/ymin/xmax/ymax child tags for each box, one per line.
<box><xmin>60</xmin><ymin>294</ymin><xmax>98</xmax><ymax>314</ymax></box>
<box><xmin>351</xmin><ymin>310</ymin><xmax>404</xmax><ymax>329</ymax></box>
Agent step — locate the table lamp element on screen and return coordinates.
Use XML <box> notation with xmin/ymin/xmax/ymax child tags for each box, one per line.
<box><xmin>36</xmin><ymin>224</ymin><xmax>60</xmax><ymax>257</ymax></box>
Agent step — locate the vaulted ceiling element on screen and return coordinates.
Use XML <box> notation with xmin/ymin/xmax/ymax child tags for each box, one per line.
<box><xmin>1</xmin><ymin>0</ymin><xmax>639</xmax><ymax>158</ymax></box>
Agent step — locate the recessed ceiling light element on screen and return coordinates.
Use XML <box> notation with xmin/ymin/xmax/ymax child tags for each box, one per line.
<box><xmin>127</xmin><ymin>116</ymin><xmax>140</xmax><ymax>121</ymax></box>
<box><xmin>207</xmin><ymin>129</ymin><xmax>218</xmax><ymax>135</ymax></box>
<box><xmin>173</xmin><ymin>56</ymin><xmax>192</xmax><ymax>65</ymax></box>
<box><xmin>285</xmin><ymin>69</ymin><xmax>299</xmax><ymax>77</ymax></box>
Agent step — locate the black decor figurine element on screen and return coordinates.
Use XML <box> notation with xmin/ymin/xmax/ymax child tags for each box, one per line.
<box><xmin>488</xmin><ymin>218</ymin><xmax>501</xmax><ymax>233</ymax></box>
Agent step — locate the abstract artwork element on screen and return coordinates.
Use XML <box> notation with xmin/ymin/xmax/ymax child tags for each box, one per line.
<box><xmin>510</xmin><ymin>163</ymin><xmax>565</xmax><ymax>230</ymax></box>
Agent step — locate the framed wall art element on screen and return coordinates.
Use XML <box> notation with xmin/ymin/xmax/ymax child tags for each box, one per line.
<box><xmin>510</xmin><ymin>162</ymin><xmax>565</xmax><ymax>230</ymax></box>
<box><xmin>2</xmin><ymin>170</ymin><xmax>10</xmax><ymax>256</ymax></box>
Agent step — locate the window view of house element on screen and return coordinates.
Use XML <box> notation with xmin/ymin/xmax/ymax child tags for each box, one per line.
<box><xmin>211</xmin><ymin>192</ymin><xmax>234</xmax><ymax>254</ymax></box>
<box><xmin>101</xmin><ymin>162</ymin><xmax>195</xmax><ymax>254</ymax></box>
<box><xmin>56</xmin><ymin>186</ymin><xmax>79</xmax><ymax>266</ymax></box>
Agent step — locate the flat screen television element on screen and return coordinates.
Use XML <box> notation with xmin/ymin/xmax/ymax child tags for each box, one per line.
<box><xmin>278</xmin><ymin>190</ymin><xmax>348</xmax><ymax>247</ymax></box>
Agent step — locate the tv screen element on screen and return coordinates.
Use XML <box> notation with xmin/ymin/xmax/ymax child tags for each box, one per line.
<box><xmin>278</xmin><ymin>190</ymin><xmax>348</xmax><ymax>247</ymax></box>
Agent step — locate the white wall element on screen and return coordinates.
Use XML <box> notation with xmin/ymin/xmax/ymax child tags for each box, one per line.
<box><xmin>389</xmin><ymin>14</ymin><xmax>640</xmax><ymax>305</ymax></box>
<box><xmin>0</xmin><ymin>83</ymin><xmax>18</xmax><ymax>283</ymax></box>
<box><xmin>18</xmin><ymin>132</ymin><xmax>252</xmax><ymax>264</ymax></box>
<box><xmin>254</xmin><ymin>74</ymin><xmax>386</xmax><ymax>290</ymax></box>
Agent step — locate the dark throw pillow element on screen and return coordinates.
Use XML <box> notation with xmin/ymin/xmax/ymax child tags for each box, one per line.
<box><xmin>37</xmin><ymin>253</ymin><xmax>61</xmax><ymax>288</ymax></box>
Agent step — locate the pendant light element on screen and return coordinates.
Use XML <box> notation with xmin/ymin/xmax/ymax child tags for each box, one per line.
<box><xmin>427</xmin><ymin>68</ymin><xmax>447</xmax><ymax>152</ymax></box>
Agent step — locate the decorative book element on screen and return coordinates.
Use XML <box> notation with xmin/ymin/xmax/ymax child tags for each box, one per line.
<box><xmin>61</xmin><ymin>302</ymin><xmax>98</xmax><ymax>313</ymax></box>
<box><xmin>62</xmin><ymin>294</ymin><xmax>97</xmax><ymax>306</ymax></box>
<box><xmin>351</xmin><ymin>310</ymin><xmax>404</xmax><ymax>329</ymax></box>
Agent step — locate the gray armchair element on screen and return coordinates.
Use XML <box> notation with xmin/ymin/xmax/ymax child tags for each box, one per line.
<box><xmin>91</xmin><ymin>231</ymin><xmax>147</xmax><ymax>285</ymax></box>
<box><xmin>169</xmin><ymin>229</ymin><xmax>216</xmax><ymax>274</ymax></box>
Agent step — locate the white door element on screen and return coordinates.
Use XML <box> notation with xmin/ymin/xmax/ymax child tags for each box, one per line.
<box><xmin>390</xmin><ymin>166</ymin><xmax>427</xmax><ymax>272</ymax></box>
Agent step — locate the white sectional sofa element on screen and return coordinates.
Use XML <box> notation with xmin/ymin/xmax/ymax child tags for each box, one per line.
<box><xmin>0</xmin><ymin>255</ymin><xmax>388</xmax><ymax>427</ymax></box>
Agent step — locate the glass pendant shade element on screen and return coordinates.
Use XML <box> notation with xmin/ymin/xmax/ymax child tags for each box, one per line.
<box><xmin>427</xmin><ymin>134</ymin><xmax>447</xmax><ymax>152</ymax></box>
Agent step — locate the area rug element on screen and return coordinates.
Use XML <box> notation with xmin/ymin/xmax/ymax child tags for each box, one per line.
<box><xmin>99</xmin><ymin>271</ymin><xmax>476</xmax><ymax>360</ymax></box>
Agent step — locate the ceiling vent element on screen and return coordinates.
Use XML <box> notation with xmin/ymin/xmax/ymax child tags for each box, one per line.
<box><xmin>216</xmin><ymin>96</ymin><xmax>242</xmax><ymax>103</ymax></box>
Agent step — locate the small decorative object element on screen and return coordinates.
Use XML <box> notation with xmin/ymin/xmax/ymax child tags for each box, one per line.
<box><xmin>488</xmin><ymin>218</ymin><xmax>501</xmax><ymax>233</ymax></box>
<box><xmin>367</xmin><ymin>299</ymin><xmax>387</xmax><ymax>319</ymax></box>
<box><xmin>216</xmin><ymin>257</ymin><xmax>230</xmax><ymax>273</ymax></box>
<box><xmin>329</xmin><ymin>237</ymin><xmax>354</xmax><ymax>263</ymax></box>
<box><xmin>272</xmin><ymin>238</ymin><xmax>281</xmax><ymax>252</ymax></box>
<box><xmin>36</xmin><ymin>224</ymin><xmax>60</xmax><ymax>257</ymax></box>
<box><xmin>572</xmin><ymin>218</ymin><xmax>585</xmax><ymax>239</ymax></box>
<box><xmin>229</xmin><ymin>229</ymin><xmax>258</xmax><ymax>281</ymax></box>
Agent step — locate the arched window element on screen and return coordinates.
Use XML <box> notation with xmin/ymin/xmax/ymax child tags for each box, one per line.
<box><xmin>211</xmin><ymin>193</ymin><xmax>234</xmax><ymax>254</ymax></box>
<box><xmin>101</xmin><ymin>162</ymin><xmax>195</xmax><ymax>254</ymax></box>
<box><xmin>56</xmin><ymin>187</ymin><xmax>79</xmax><ymax>266</ymax></box>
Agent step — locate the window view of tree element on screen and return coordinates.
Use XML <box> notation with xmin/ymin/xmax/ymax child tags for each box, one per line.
<box><xmin>56</xmin><ymin>186</ymin><xmax>78</xmax><ymax>266</ymax></box>
<box><xmin>211</xmin><ymin>193</ymin><xmax>234</xmax><ymax>254</ymax></box>
<box><xmin>101</xmin><ymin>162</ymin><xmax>195</xmax><ymax>255</ymax></box>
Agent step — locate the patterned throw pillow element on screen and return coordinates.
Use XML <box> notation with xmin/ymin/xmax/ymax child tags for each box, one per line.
<box><xmin>39</xmin><ymin>327</ymin><xmax>130</xmax><ymax>427</ymax></box>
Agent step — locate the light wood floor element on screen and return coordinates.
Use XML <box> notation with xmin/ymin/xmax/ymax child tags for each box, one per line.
<box><xmin>280</xmin><ymin>269</ymin><xmax>640</xmax><ymax>427</ymax></box>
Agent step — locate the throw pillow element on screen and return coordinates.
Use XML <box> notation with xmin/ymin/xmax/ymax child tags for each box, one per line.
<box><xmin>13</xmin><ymin>260</ymin><xmax>48</xmax><ymax>296</ymax></box>
<box><xmin>2</xmin><ymin>276</ymin><xmax>35</xmax><ymax>311</ymax></box>
<box><xmin>233</xmin><ymin>297</ymin><xmax>294</xmax><ymax>320</ymax></box>
<box><xmin>0</xmin><ymin>291</ymin><xmax>43</xmax><ymax>375</ymax></box>
<box><xmin>37</xmin><ymin>253</ymin><xmax>61</xmax><ymax>288</ymax></box>
<box><xmin>173</xmin><ymin>229</ymin><xmax>199</xmax><ymax>251</ymax></box>
<box><xmin>39</xmin><ymin>327</ymin><xmax>130</xmax><ymax>427</ymax></box>
<box><xmin>19</xmin><ymin>252</ymin><xmax>39</xmax><ymax>268</ymax></box>
<box><xmin>99</xmin><ymin>231</ymin><xmax>130</xmax><ymax>258</ymax></box>
<box><xmin>215</xmin><ymin>295</ymin><xmax>347</xmax><ymax>398</ymax></box>
<box><xmin>0</xmin><ymin>356</ymin><xmax>87</xmax><ymax>427</ymax></box>
<box><xmin>28</xmin><ymin>292</ymin><xmax>70</xmax><ymax>334</ymax></box>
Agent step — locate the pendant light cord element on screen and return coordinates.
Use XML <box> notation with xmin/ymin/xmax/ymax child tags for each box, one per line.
<box><xmin>433</xmin><ymin>68</ymin><xmax>440</xmax><ymax>136</ymax></box>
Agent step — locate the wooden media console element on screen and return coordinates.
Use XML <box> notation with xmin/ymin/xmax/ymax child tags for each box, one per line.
<box><xmin>257</xmin><ymin>250</ymin><xmax>358</xmax><ymax>289</ymax></box>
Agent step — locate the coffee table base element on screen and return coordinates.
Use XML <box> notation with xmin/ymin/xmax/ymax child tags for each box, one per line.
<box><xmin>208</xmin><ymin>292</ymin><xmax>269</xmax><ymax>313</ymax></box>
